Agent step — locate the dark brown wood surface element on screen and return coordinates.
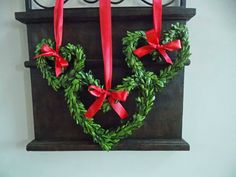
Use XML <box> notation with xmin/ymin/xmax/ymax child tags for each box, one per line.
<box><xmin>15</xmin><ymin>7</ymin><xmax>196</xmax><ymax>151</ymax></box>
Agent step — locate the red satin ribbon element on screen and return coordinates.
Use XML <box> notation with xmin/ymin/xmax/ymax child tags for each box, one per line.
<box><xmin>35</xmin><ymin>0</ymin><xmax>68</xmax><ymax>77</ymax></box>
<box><xmin>133</xmin><ymin>0</ymin><xmax>182</xmax><ymax>64</ymax></box>
<box><xmin>134</xmin><ymin>29</ymin><xmax>181</xmax><ymax>64</ymax></box>
<box><xmin>35</xmin><ymin>44</ymin><xmax>68</xmax><ymax>77</ymax></box>
<box><xmin>85</xmin><ymin>86</ymin><xmax>129</xmax><ymax>119</ymax></box>
<box><xmin>85</xmin><ymin>0</ymin><xmax>129</xmax><ymax>119</ymax></box>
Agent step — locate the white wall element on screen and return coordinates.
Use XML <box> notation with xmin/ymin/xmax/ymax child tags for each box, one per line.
<box><xmin>0</xmin><ymin>0</ymin><xmax>236</xmax><ymax>177</ymax></box>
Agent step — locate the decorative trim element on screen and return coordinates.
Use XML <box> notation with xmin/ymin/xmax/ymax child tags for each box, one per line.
<box><xmin>15</xmin><ymin>7</ymin><xmax>196</xmax><ymax>24</ymax></box>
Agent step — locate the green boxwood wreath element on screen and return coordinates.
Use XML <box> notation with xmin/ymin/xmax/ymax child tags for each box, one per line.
<box><xmin>35</xmin><ymin>39</ymin><xmax>86</xmax><ymax>91</ymax></box>
<box><xmin>123</xmin><ymin>23</ymin><xmax>191</xmax><ymax>94</ymax></box>
<box><xmin>34</xmin><ymin>23</ymin><xmax>191</xmax><ymax>150</ymax></box>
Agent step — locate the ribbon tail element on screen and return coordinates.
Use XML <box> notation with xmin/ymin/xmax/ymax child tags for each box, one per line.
<box><xmin>109</xmin><ymin>98</ymin><xmax>128</xmax><ymax>119</ymax></box>
<box><xmin>133</xmin><ymin>45</ymin><xmax>155</xmax><ymax>58</ymax></box>
<box><xmin>158</xmin><ymin>49</ymin><xmax>173</xmax><ymax>64</ymax></box>
<box><xmin>85</xmin><ymin>94</ymin><xmax>106</xmax><ymax>119</ymax></box>
<box><xmin>55</xmin><ymin>61</ymin><xmax>62</xmax><ymax>77</ymax></box>
<box><xmin>60</xmin><ymin>58</ymin><xmax>69</xmax><ymax>67</ymax></box>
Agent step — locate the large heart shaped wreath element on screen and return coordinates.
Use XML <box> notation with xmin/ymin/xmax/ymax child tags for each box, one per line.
<box><xmin>33</xmin><ymin>0</ymin><xmax>191</xmax><ymax>150</ymax></box>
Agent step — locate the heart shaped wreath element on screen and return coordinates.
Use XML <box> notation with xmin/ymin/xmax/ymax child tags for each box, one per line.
<box><xmin>34</xmin><ymin>0</ymin><xmax>191</xmax><ymax>150</ymax></box>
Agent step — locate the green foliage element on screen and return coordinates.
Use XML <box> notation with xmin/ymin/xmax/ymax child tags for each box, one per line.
<box><xmin>34</xmin><ymin>23</ymin><xmax>191</xmax><ymax>150</ymax></box>
<box><xmin>35</xmin><ymin>39</ymin><xmax>86</xmax><ymax>91</ymax></box>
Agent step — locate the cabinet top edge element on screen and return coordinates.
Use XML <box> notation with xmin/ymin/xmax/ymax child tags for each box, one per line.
<box><xmin>15</xmin><ymin>7</ymin><xmax>196</xmax><ymax>24</ymax></box>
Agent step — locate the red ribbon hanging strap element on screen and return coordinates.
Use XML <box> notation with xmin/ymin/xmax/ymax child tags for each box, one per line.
<box><xmin>85</xmin><ymin>0</ymin><xmax>129</xmax><ymax>119</ymax></box>
<box><xmin>133</xmin><ymin>0</ymin><xmax>182</xmax><ymax>64</ymax></box>
<box><xmin>35</xmin><ymin>0</ymin><xmax>68</xmax><ymax>77</ymax></box>
<box><xmin>54</xmin><ymin>0</ymin><xmax>64</xmax><ymax>53</ymax></box>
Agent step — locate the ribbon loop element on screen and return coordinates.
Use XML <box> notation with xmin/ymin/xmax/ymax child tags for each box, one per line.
<box><xmin>41</xmin><ymin>44</ymin><xmax>55</xmax><ymax>54</ymax></box>
<box><xmin>110</xmin><ymin>90</ymin><xmax>129</xmax><ymax>102</ymax></box>
<box><xmin>162</xmin><ymin>40</ymin><xmax>182</xmax><ymax>51</ymax></box>
<box><xmin>88</xmin><ymin>85</ymin><xmax>109</xmax><ymax>98</ymax></box>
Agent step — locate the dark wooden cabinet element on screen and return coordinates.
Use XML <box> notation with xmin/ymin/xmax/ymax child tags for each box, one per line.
<box><xmin>15</xmin><ymin>6</ymin><xmax>196</xmax><ymax>151</ymax></box>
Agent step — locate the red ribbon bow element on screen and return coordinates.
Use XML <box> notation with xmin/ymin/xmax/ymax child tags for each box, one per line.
<box><xmin>35</xmin><ymin>0</ymin><xmax>68</xmax><ymax>77</ymax></box>
<box><xmin>85</xmin><ymin>86</ymin><xmax>129</xmax><ymax>119</ymax></box>
<box><xmin>133</xmin><ymin>0</ymin><xmax>182</xmax><ymax>64</ymax></box>
<box><xmin>85</xmin><ymin>0</ymin><xmax>129</xmax><ymax>119</ymax></box>
<box><xmin>35</xmin><ymin>44</ymin><xmax>69</xmax><ymax>77</ymax></box>
<box><xmin>133</xmin><ymin>29</ymin><xmax>181</xmax><ymax>64</ymax></box>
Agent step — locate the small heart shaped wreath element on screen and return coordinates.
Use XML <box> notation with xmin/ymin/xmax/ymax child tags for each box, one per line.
<box><xmin>34</xmin><ymin>0</ymin><xmax>191</xmax><ymax>150</ymax></box>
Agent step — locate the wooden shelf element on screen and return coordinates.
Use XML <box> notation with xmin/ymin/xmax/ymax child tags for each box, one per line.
<box><xmin>27</xmin><ymin>139</ymin><xmax>190</xmax><ymax>151</ymax></box>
